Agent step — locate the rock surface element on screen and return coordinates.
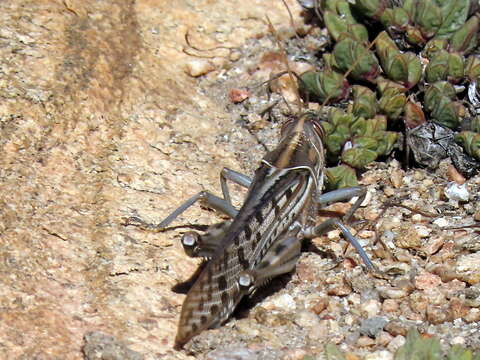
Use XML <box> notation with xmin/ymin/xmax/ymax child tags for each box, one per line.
<box><xmin>0</xmin><ymin>1</ymin><xmax>302</xmax><ymax>359</ymax></box>
<box><xmin>1</xmin><ymin>1</ymin><xmax>480</xmax><ymax>360</ymax></box>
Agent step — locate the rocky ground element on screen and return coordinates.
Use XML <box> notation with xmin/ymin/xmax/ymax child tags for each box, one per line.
<box><xmin>0</xmin><ymin>1</ymin><xmax>479</xmax><ymax>360</ymax></box>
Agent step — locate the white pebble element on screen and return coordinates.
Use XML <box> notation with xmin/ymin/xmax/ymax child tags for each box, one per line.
<box><xmin>433</xmin><ymin>217</ymin><xmax>449</xmax><ymax>227</ymax></box>
<box><xmin>387</xmin><ymin>335</ymin><xmax>406</xmax><ymax>352</ymax></box>
<box><xmin>185</xmin><ymin>58</ymin><xmax>214</xmax><ymax>77</ymax></box>
<box><xmin>271</xmin><ymin>293</ymin><xmax>296</xmax><ymax>311</ymax></box>
<box><xmin>444</xmin><ymin>182</ymin><xmax>469</xmax><ymax>202</ymax></box>
<box><xmin>364</xmin><ymin>350</ymin><xmax>394</xmax><ymax>360</ymax></box>
<box><xmin>451</xmin><ymin>336</ymin><xmax>466</xmax><ymax>346</ymax></box>
<box><xmin>415</xmin><ymin>225</ymin><xmax>431</xmax><ymax>238</ymax></box>
<box><xmin>360</xmin><ymin>299</ymin><xmax>381</xmax><ymax>317</ymax></box>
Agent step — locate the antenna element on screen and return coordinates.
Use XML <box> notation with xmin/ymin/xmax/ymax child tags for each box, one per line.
<box><xmin>265</xmin><ymin>15</ymin><xmax>305</xmax><ymax>113</ymax></box>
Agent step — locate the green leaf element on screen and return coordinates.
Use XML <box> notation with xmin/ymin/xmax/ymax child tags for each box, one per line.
<box><xmin>394</xmin><ymin>328</ymin><xmax>442</xmax><ymax>360</ymax></box>
<box><xmin>424</xmin><ymin>81</ymin><xmax>457</xmax><ymax>112</ymax></box>
<box><xmin>354</xmin><ymin>0</ymin><xmax>387</xmax><ymax>19</ymax></box>
<box><xmin>447</xmin><ymin>345</ymin><xmax>474</xmax><ymax>360</ymax></box>
<box><xmin>341</xmin><ymin>147</ymin><xmax>378</xmax><ymax>168</ymax></box>
<box><xmin>450</xmin><ymin>14</ymin><xmax>479</xmax><ymax>54</ymax></box>
<box><xmin>352</xmin><ymin>85</ymin><xmax>376</xmax><ymax>119</ymax></box>
<box><xmin>380</xmin><ymin>7</ymin><xmax>410</xmax><ymax>29</ymax></box>
<box><xmin>431</xmin><ymin>98</ymin><xmax>463</xmax><ymax>129</ymax></box>
<box><xmin>325</xmin><ymin>165</ymin><xmax>358</xmax><ymax>190</ymax></box>
<box><xmin>324</xmin><ymin>10</ymin><xmax>348</xmax><ymax>41</ymax></box>
<box><xmin>436</xmin><ymin>0</ymin><xmax>470</xmax><ymax>38</ymax></box>
<box><xmin>465</xmin><ymin>55</ymin><xmax>480</xmax><ymax>81</ymax></box>
<box><xmin>385</xmin><ymin>52</ymin><xmax>422</xmax><ymax>88</ymax></box>
<box><xmin>447</xmin><ymin>52</ymin><xmax>465</xmax><ymax>81</ymax></box>
<box><xmin>455</xmin><ymin>131</ymin><xmax>480</xmax><ymax>159</ymax></box>
<box><xmin>379</xmin><ymin>88</ymin><xmax>407</xmax><ymax>120</ymax></box>
<box><xmin>326</xmin><ymin>132</ymin><xmax>349</xmax><ymax>156</ymax></box>
<box><xmin>351</xmin><ymin>117</ymin><xmax>367</xmax><ymax>136</ymax></box>
<box><xmin>423</xmin><ymin>38</ymin><xmax>448</xmax><ymax>58</ymax></box>
<box><xmin>324</xmin><ymin>343</ymin><xmax>346</xmax><ymax>360</ymax></box>
<box><xmin>333</xmin><ymin>37</ymin><xmax>381</xmax><ymax>81</ymax></box>
<box><xmin>414</xmin><ymin>0</ymin><xmax>442</xmax><ymax>38</ymax></box>
<box><xmin>376</xmin><ymin>131</ymin><xmax>398</xmax><ymax>155</ymax></box>
<box><xmin>406</xmin><ymin>24</ymin><xmax>427</xmax><ymax>45</ymax></box>
<box><xmin>352</xmin><ymin>136</ymin><xmax>378</xmax><ymax>150</ymax></box>
<box><xmin>299</xmin><ymin>70</ymin><xmax>348</xmax><ymax>103</ymax></box>
<box><xmin>425</xmin><ymin>50</ymin><xmax>450</xmax><ymax>82</ymax></box>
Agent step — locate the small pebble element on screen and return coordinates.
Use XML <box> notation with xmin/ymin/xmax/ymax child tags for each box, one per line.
<box><xmin>274</xmin><ymin>294</ymin><xmax>296</xmax><ymax>311</ymax></box>
<box><xmin>377</xmin><ymin>287</ymin><xmax>408</xmax><ymax>299</ymax></box>
<box><xmin>415</xmin><ymin>225</ymin><xmax>431</xmax><ymax>238</ymax></box>
<box><xmin>206</xmin><ymin>347</ymin><xmax>258</xmax><ymax>360</ymax></box>
<box><xmin>474</xmin><ymin>210</ymin><xmax>480</xmax><ymax>222</ymax></box>
<box><xmin>228</xmin><ymin>88</ymin><xmax>249</xmax><ymax>103</ymax></box>
<box><xmin>327</xmin><ymin>282</ymin><xmax>352</xmax><ymax>296</ymax></box>
<box><xmin>358</xmin><ymin>230</ymin><xmax>375</xmax><ymax>239</ymax></box>
<box><xmin>263</xmin><ymin>293</ymin><xmax>296</xmax><ymax>311</ymax></box>
<box><xmin>414</xmin><ymin>273</ymin><xmax>442</xmax><ymax>290</ymax></box>
<box><xmin>357</xmin><ymin>336</ymin><xmax>376</xmax><ymax>347</ymax></box>
<box><xmin>310</xmin><ymin>298</ymin><xmax>329</xmax><ymax>315</ymax></box>
<box><xmin>424</xmin><ymin>236</ymin><xmax>445</xmax><ymax>255</ymax></box>
<box><xmin>413</xmin><ymin>170</ymin><xmax>425</xmax><ymax>181</ymax></box>
<box><xmin>456</xmin><ymin>253</ymin><xmax>480</xmax><ymax>285</ymax></box>
<box><xmin>384</xmin><ymin>187</ymin><xmax>395</xmax><ymax>197</ymax></box>
<box><xmin>364</xmin><ymin>209</ymin><xmax>380</xmax><ymax>221</ymax></box>
<box><xmin>185</xmin><ymin>58</ymin><xmax>215</xmax><ymax>77</ymax></box>
<box><xmin>465</xmin><ymin>308</ymin><xmax>480</xmax><ymax>323</ymax></box>
<box><xmin>433</xmin><ymin>217</ymin><xmax>449</xmax><ymax>227</ymax></box>
<box><xmin>308</xmin><ymin>321</ymin><xmax>329</xmax><ymax>341</ymax></box>
<box><xmin>390</xmin><ymin>170</ymin><xmax>403</xmax><ymax>188</ymax></box>
<box><xmin>360</xmin><ymin>299</ymin><xmax>381</xmax><ymax>317</ymax></box>
<box><xmin>364</xmin><ymin>350</ymin><xmax>393</xmax><ymax>360</ymax></box>
<box><xmin>444</xmin><ymin>182</ymin><xmax>469</xmax><ymax>202</ymax></box>
<box><xmin>281</xmin><ymin>349</ymin><xmax>307</xmax><ymax>360</ymax></box>
<box><xmin>327</xmin><ymin>229</ymin><xmax>341</xmax><ymax>240</ymax></box>
<box><xmin>411</xmin><ymin>214</ymin><xmax>422</xmax><ymax>223</ymax></box>
<box><xmin>345</xmin><ymin>353</ymin><xmax>361</xmax><ymax>360</ymax></box>
<box><xmin>360</xmin><ymin>317</ymin><xmax>388</xmax><ymax>337</ymax></box>
<box><xmin>387</xmin><ymin>335</ymin><xmax>406</xmax><ymax>353</ymax></box>
<box><xmin>229</xmin><ymin>50</ymin><xmax>242</xmax><ymax>61</ymax></box>
<box><xmin>376</xmin><ymin>331</ymin><xmax>394</xmax><ymax>347</ymax></box>
<box><xmin>451</xmin><ymin>336</ymin><xmax>466</xmax><ymax>346</ymax></box>
<box><xmin>382</xmin><ymin>299</ymin><xmax>399</xmax><ymax>313</ymax></box>
<box><xmin>294</xmin><ymin>310</ymin><xmax>319</xmax><ymax>328</ymax></box>
<box><xmin>427</xmin><ymin>304</ymin><xmax>449</xmax><ymax>324</ymax></box>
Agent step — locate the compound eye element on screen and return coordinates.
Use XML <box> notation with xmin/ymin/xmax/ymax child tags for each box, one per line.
<box><xmin>182</xmin><ymin>232</ymin><xmax>198</xmax><ymax>247</ymax></box>
<box><xmin>238</xmin><ymin>271</ymin><xmax>254</xmax><ymax>289</ymax></box>
<box><xmin>181</xmin><ymin>232</ymin><xmax>200</xmax><ymax>257</ymax></box>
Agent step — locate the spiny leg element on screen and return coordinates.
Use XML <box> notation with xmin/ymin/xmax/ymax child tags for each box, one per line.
<box><xmin>182</xmin><ymin>220</ymin><xmax>232</xmax><ymax>258</ymax></box>
<box><xmin>125</xmin><ymin>191</ymin><xmax>238</xmax><ymax>231</ymax></box>
<box><xmin>303</xmin><ymin>217</ymin><xmax>374</xmax><ymax>270</ymax></box>
<box><xmin>316</xmin><ymin>186</ymin><xmax>366</xmax><ymax>222</ymax></box>
<box><xmin>126</xmin><ymin>167</ymin><xmax>251</xmax><ymax>231</ymax></box>
<box><xmin>238</xmin><ymin>235</ymin><xmax>301</xmax><ymax>293</ymax></box>
<box><xmin>220</xmin><ymin>167</ymin><xmax>252</xmax><ymax>206</ymax></box>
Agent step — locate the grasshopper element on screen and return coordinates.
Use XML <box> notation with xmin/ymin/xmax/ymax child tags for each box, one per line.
<box><xmin>127</xmin><ymin>13</ymin><xmax>375</xmax><ymax>351</ymax></box>
<box><xmin>128</xmin><ymin>113</ymin><xmax>374</xmax><ymax>348</ymax></box>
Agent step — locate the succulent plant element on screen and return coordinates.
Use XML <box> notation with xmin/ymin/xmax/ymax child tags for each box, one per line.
<box><xmin>298</xmin><ymin>0</ymin><xmax>480</xmax><ymax>188</ymax></box>
<box><xmin>321</xmin><ymin>328</ymin><xmax>480</xmax><ymax>359</ymax></box>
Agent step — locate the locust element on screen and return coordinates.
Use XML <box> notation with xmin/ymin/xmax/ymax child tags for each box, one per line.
<box><xmin>127</xmin><ymin>112</ymin><xmax>374</xmax><ymax>348</ymax></box>
<box><xmin>126</xmin><ymin>17</ymin><xmax>375</xmax><ymax>352</ymax></box>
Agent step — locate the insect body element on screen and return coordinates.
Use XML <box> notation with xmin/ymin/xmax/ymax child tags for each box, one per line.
<box><xmin>175</xmin><ymin>114</ymin><xmax>326</xmax><ymax>346</ymax></box>
<box><xmin>128</xmin><ymin>112</ymin><xmax>374</xmax><ymax>347</ymax></box>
